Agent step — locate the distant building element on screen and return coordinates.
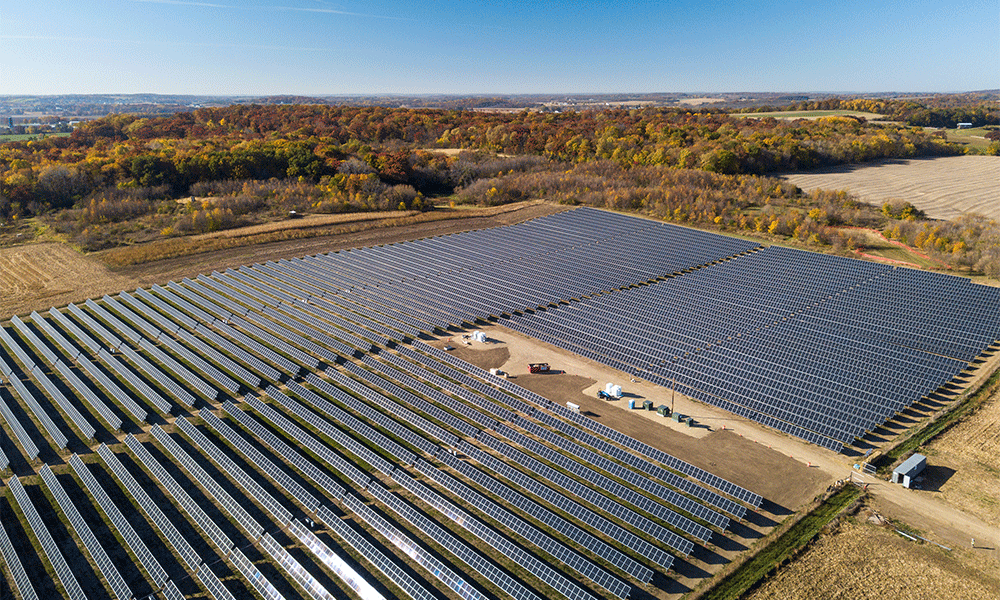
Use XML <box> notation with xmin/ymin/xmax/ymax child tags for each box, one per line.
<box><xmin>957</xmin><ymin>122</ymin><xmax>973</xmax><ymax>129</ymax></box>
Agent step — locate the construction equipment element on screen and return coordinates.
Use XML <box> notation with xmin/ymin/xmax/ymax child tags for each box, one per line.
<box><xmin>528</xmin><ymin>363</ymin><xmax>550</xmax><ymax>374</ymax></box>
<box><xmin>597</xmin><ymin>390</ymin><xmax>612</xmax><ymax>400</ymax></box>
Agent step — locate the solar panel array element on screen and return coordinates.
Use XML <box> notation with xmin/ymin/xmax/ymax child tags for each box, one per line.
<box><xmin>10</xmin><ymin>207</ymin><xmax>979</xmax><ymax>600</ymax></box>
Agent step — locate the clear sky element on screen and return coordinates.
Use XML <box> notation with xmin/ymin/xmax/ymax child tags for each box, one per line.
<box><xmin>1</xmin><ymin>0</ymin><xmax>997</xmax><ymax>95</ymax></box>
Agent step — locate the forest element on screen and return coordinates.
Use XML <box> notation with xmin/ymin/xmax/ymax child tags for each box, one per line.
<box><xmin>1</xmin><ymin>96</ymin><xmax>999</xmax><ymax>275</ymax></box>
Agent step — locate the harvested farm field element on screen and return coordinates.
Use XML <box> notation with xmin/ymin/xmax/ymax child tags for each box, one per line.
<box><xmin>782</xmin><ymin>156</ymin><xmax>1000</xmax><ymax>221</ymax></box>
<box><xmin>746</xmin><ymin>518</ymin><xmax>999</xmax><ymax>600</ymax></box>
<box><xmin>0</xmin><ymin>243</ymin><xmax>137</xmax><ymax>318</ymax></box>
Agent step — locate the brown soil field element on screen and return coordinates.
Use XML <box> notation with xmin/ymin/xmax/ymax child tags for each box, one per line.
<box><xmin>782</xmin><ymin>156</ymin><xmax>1000</xmax><ymax>221</ymax></box>
<box><xmin>0</xmin><ymin>243</ymin><xmax>135</xmax><ymax>318</ymax></box>
<box><xmin>922</xmin><ymin>384</ymin><xmax>1000</xmax><ymax>527</ymax></box>
<box><xmin>747</xmin><ymin>517</ymin><xmax>999</xmax><ymax>600</ymax></box>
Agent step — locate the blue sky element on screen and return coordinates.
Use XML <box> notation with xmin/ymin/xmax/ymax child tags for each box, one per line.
<box><xmin>1</xmin><ymin>0</ymin><xmax>997</xmax><ymax>95</ymax></box>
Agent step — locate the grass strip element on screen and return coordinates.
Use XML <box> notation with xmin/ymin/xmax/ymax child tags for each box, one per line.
<box><xmin>874</xmin><ymin>362</ymin><xmax>1000</xmax><ymax>472</ymax></box>
<box><xmin>696</xmin><ymin>484</ymin><xmax>862</xmax><ymax>600</ymax></box>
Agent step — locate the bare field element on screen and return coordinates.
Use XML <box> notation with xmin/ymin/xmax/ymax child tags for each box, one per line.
<box><xmin>747</xmin><ymin>518</ymin><xmax>998</xmax><ymax>600</ymax></box>
<box><xmin>0</xmin><ymin>243</ymin><xmax>137</xmax><ymax>317</ymax></box>
<box><xmin>782</xmin><ymin>156</ymin><xmax>1000</xmax><ymax>221</ymax></box>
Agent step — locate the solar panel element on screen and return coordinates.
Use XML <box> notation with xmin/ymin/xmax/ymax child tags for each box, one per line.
<box><xmin>8</xmin><ymin>476</ymin><xmax>89</xmax><ymax>600</ymax></box>
<box><xmin>199</xmin><ymin>408</ymin><xmax>321</xmax><ymax>513</ymax></box>
<box><xmin>415</xmin><ymin>459</ymin><xmax>631</xmax><ymax>597</ymax></box>
<box><xmin>259</xmin><ymin>532</ymin><xmax>340</xmax><ymax>600</ymax></box>
<box><xmin>327</xmin><ymin>499</ymin><xmax>485</xmax><ymax>600</ymax></box>
<box><xmin>365</xmin><ymin>481</ymin><xmax>542</xmax><ymax>600</ymax></box>
<box><xmin>196</xmin><ymin>562</ymin><xmax>238</xmax><ymax>600</ymax></box>
<box><xmin>68</xmin><ymin>454</ymin><xmax>168</xmax><ymax>587</ymax></box>
<box><xmin>294</xmin><ymin>377</ymin><xmax>440</xmax><ymax>457</ymax></box>
<box><xmin>435</xmin><ymin>450</ymin><xmax>653</xmax><ymax>582</ymax></box>
<box><xmin>0</xmin><ymin>387</ymin><xmax>39</xmax><ymax>460</ymax></box>
<box><xmin>267</xmin><ymin>384</ymin><xmax>415</xmax><ymax>467</ymax></box>
<box><xmin>0</xmin><ymin>353</ymin><xmax>68</xmax><ymax>449</ymax></box>
<box><xmin>458</xmin><ymin>440</ymin><xmax>675</xmax><ymax>570</ymax></box>
<box><xmin>223</xmin><ymin>400</ymin><xmax>346</xmax><ymax>502</ymax></box>
<box><xmin>39</xmin><ymin>464</ymin><xmax>133</xmax><ymax>600</ymax></box>
<box><xmin>176</xmin><ymin>416</ymin><xmax>293</xmax><ymax>525</ymax></box>
<box><xmin>96</xmin><ymin>444</ymin><xmax>203</xmax><ymax>571</ymax></box>
<box><xmin>229</xmin><ymin>546</ymin><xmax>286</xmax><ymax>600</ymax></box>
<box><xmin>124</xmin><ymin>434</ymin><xmax>234</xmax><ymax>554</ymax></box>
<box><xmin>150</xmin><ymin>425</ymin><xmax>265</xmax><ymax>541</ymax></box>
<box><xmin>0</xmin><ymin>497</ymin><xmax>39</xmax><ymax>600</ymax></box>
<box><xmin>287</xmin><ymin>518</ymin><xmax>394</xmax><ymax>600</ymax></box>
<box><xmin>392</xmin><ymin>469</ymin><xmax>598</xmax><ymax>600</ymax></box>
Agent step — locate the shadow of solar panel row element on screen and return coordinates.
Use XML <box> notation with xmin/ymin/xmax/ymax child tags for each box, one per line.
<box><xmin>494</xmin><ymin>422</ymin><xmax>714</xmax><ymax>543</ymax></box>
<box><xmin>326</xmin><ymin>499</ymin><xmax>481</xmax><ymax>600</ymax></box>
<box><xmin>435</xmin><ymin>448</ymin><xmax>653</xmax><ymax>582</ymax></box>
<box><xmin>365</xmin><ymin>353</ymin><xmax>504</xmax><ymax>429</ymax></box>
<box><xmin>413</xmin><ymin>339</ymin><xmax>763</xmax><ymax>507</ymax></box>
<box><xmin>228</xmin><ymin>547</ymin><xmax>286</xmax><ymax>600</ymax></box>
<box><xmin>0</xmin><ymin>491</ymin><xmax>39</xmax><ymax>600</ymax></box>
<box><xmin>415</xmin><ymin>458</ymin><xmax>631</xmax><ymax>598</ymax></box>
<box><xmin>392</xmin><ymin>468</ymin><xmax>601</xmax><ymax>600</ymax></box>
<box><xmin>8</xmin><ymin>476</ymin><xmax>89</xmax><ymax>600</ymax></box>
<box><xmin>68</xmin><ymin>453</ymin><xmax>169</xmax><ymax>588</ymax></box>
<box><xmin>200</xmin><ymin>407</ymin><xmax>322</xmax><ymax>513</ymax></box>
<box><xmin>292</xmin><ymin>377</ymin><xmax>442</xmax><ymax>457</ymax></box>
<box><xmin>291</xmin><ymin>517</ymin><xmax>403</xmax><ymax>600</ymax></box>
<box><xmin>96</xmin><ymin>443</ymin><xmax>204</xmax><ymax>571</ymax></box>
<box><xmin>0</xmin><ymin>363</ymin><xmax>43</xmax><ymax>459</ymax></box>
<box><xmin>365</xmin><ymin>480</ymin><xmax>543</xmax><ymax>600</ymax></box>
<box><xmin>39</xmin><ymin>463</ymin><xmax>133</xmax><ymax>600</ymax></box>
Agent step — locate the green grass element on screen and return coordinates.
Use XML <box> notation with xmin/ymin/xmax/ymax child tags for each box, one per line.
<box><xmin>698</xmin><ymin>485</ymin><xmax>863</xmax><ymax>600</ymax></box>
<box><xmin>873</xmin><ymin>361</ymin><xmax>1000</xmax><ymax>473</ymax></box>
<box><xmin>939</xmin><ymin>126</ymin><xmax>995</xmax><ymax>150</ymax></box>
<box><xmin>0</xmin><ymin>132</ymin><xmax>71</xmax><ymax>142</ymax></box>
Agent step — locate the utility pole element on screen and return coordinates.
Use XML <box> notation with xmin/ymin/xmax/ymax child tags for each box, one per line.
<box><xmin>671</xmin><ymin>378</ymin><xmax>676</xmax><ymax>415</ymax></box>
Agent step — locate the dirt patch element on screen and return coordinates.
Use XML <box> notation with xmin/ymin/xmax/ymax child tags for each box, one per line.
<box><xmin>431</xmin><ymin>345</ymin><xmax>510</xmax><ymax>371</ymax></box>
<box><xmin>0</xmin><ymin>243</ymin><xmax>137</xmax><ymax>317</ymax></box>
<box><xmin>782</xmin><ymin>156</ymin><xmax>1000</xmax><ymax>221</ymax></box>
<box><xmin>747</xmin><ymin>518</ymin><xmax>999</xmax><ymax>599</ymax></box>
